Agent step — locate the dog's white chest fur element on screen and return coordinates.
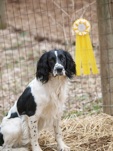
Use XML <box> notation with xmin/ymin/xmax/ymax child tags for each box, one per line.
<box><xmin>29</xmin><ymin>77</ymin><xmax>67</xmax><ymax>130</ymax></box>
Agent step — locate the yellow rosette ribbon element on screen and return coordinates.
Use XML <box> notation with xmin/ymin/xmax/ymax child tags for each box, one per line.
<box><xmin>72</xmin><ymin>18</ymin><xmax>99</xmax><ymax>76</ymax></box>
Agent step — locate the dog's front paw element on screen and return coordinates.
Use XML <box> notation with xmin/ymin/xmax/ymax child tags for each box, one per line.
<box><xmin>58</xmin><ymin>143</ymin><xmax>70</xmax><ymax>151</ymax></box>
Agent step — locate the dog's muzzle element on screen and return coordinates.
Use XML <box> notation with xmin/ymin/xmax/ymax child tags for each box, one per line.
<box><xmin>53</xmin><ymin>64</ymin><xmax>65</xmax><ymax>76</ymax></box>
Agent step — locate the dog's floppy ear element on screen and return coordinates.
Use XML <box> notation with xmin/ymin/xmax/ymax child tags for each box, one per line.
<box><xmin>64</xmin><ymin>51</ymin><xmax>76</xmax><ymax>78</ymax></box>
<box><xmin>36</xmin><ymin>52</ymin><xmax>50</xmax><ymax>83</ymax></box>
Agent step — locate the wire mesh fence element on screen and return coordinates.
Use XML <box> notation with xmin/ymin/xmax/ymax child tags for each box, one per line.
<box><xmin>0</xmin><ymin>0</ymin><xmax>102</xmax><ymax>119</ymax></box>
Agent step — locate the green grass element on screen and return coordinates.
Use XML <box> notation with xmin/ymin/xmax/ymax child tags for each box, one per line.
<box><xmin>63</xmin><ymin>98</ymin><xmax>102</xmax><ymax>119</ymax></box>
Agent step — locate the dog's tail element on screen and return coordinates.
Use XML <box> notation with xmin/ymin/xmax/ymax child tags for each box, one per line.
<box><xmin>0</xmin><ymin>127</ymin><xmax>4</xmax><ymax>146</ymax></box>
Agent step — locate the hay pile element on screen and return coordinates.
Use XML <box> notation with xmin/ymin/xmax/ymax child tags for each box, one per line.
<box><xmin>1</xmin><ymin>113</ymin><xmax>113</xmax><ymax>151</ymax></box>
<box><xmin>39</xmin><ymin>113</ymin><xmax>113</xmax><ymax>151</ymax></box>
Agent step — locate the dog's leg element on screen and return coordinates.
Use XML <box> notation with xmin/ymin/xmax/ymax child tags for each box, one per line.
<box><xmin>54</xmin><ymin>119</ymin><xmax>70</xmax><ymax>151</ymax></box>
<box><xmin>28</xmin><ymin>115</ymin><xmax>42</xmax><ymax>151</ymax></box>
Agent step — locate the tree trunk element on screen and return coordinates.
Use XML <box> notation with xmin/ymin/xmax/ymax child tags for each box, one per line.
<box><xmin>0</xmin><ymin>0</ymin><xmax>7</xmax><ymax>29</ymax></box>
<box><xmin>96</xmin><ymin>0</ymin><xmax>113</xmax><ymax>115</ymax></box>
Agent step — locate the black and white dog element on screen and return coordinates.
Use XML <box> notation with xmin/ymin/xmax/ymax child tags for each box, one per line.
<box><xmin>0</xmin><ymin>49</ymin><xmax>76</xmax><ymax>151</ymax></box>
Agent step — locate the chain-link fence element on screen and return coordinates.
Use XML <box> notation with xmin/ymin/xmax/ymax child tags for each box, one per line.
<box><xmin>0</xmin><ymin>0</ymin><xmax>101</xmax><ymax>119</ymax></box>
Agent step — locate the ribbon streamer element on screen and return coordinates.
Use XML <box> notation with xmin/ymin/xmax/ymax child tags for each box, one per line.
<box><xmin>72</xmin><ymin>18</ymin><xmax>99</xmax><ymax>76</ymax></box>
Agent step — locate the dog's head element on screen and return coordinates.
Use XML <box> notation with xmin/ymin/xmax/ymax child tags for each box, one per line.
<box><xmin>36</xmin><ymin>49</ymin><xmax>76</xmax><ymax>83</ymax></box>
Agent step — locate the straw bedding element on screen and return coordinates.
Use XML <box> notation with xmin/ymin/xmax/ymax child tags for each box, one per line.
<box><xmin>1</xmin><ymin>113</ymin><xmax>113</xmax><ymax>151</ymax></box>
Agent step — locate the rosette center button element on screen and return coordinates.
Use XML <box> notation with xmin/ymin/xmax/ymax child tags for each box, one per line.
<box><xmin>78</xmin><ymin>23</ymin><xmax>86</xmax><ymax>32</ymax></box>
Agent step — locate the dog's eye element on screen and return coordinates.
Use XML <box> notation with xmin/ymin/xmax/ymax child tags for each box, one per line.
<box><xmin>60</xmin><ymin>55</ymin><xmax>65</xmax><ymax>62</ymax></box>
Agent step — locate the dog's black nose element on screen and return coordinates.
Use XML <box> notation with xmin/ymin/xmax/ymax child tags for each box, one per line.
<box><xmin>56</xmin><ymin>67</ymin><xmax>63</xmax><ymax>73</ymax></box>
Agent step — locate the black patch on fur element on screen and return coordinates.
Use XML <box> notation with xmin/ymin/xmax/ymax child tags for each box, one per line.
<box><xmin>9</xmin><ymin>112</ymin><xmax>18</xmax><ymax>119</ymax></box>
<box><xmin>0</xmin><ymin>133</ymin><xmax>4</xmax><ymax>146</ymax></box>
<box><xmin>64</xmin><ymin>50</ymin><xmax>76</xmax><ymax>78</ymax></box>
<box><xmin>17</xmin><ymin>87</ymin><xmax>37</xmax><ymax>117</ymax></box>
<box><xmin>36</xmin><ymin>52</ymin><xmax>50</xmax><ymax>83</ymax></box>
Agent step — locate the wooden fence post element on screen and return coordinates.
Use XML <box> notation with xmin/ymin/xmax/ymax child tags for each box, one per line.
<box><xmin>0</xmin><ymin>0</ymin><xmax>7</xmax><ymax>29</ymax></box>
<box><xmin>96</xmin><ymin>0</ymin><xmax>113</xmax><ymax>115</ymax></box>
